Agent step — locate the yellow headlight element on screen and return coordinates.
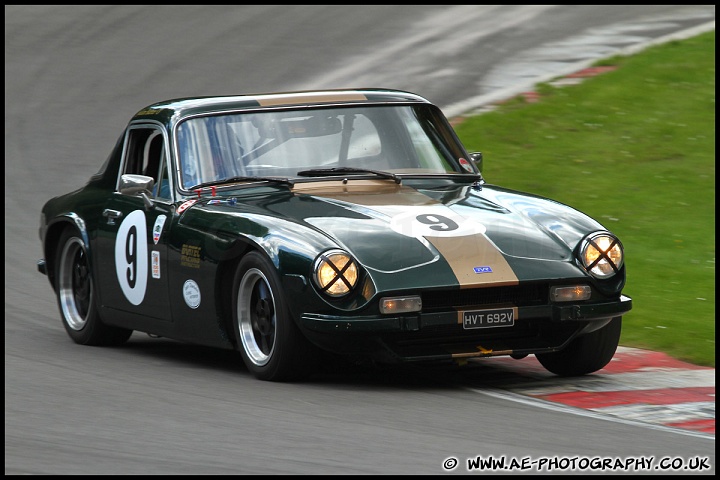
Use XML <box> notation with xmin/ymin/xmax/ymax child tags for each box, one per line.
<box><xmin>314</xmin><ymin>250</ymin><xmax>359</xmax><ymax>297</ymax></box>
<box><xmin>581</xmin><ymin>233</ymin><xmax>624</xmax><ymax>278</ymax></box>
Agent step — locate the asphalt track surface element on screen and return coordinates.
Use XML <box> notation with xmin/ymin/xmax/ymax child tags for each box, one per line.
<box><xmin>5</xmin><ymin>5</ymin><xmax>716</xmax><ymax>475</ymax></box>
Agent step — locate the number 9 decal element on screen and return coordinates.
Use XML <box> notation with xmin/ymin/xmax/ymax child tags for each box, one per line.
<box><xmin>389</xmin><ymin>206</ymin><xmax>485</xmax><ymax>238</ymax></box>
<box><xmin>115</xmin><ymin>210</ymin><xmax>148</xmax><ymax>305</ymax></box>
<box><xmin>415</xmin><ymin>214</ymin><xmax>459</xmax><ymax>232</ymax></box>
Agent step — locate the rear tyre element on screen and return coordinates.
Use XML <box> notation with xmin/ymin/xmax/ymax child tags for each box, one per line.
<box><xmin>536</xmin><ymin>317</ymin><xmax>622</xmax><ymax>376</ymax></box>
<box><xmin>232</xmin><ymin>251</ymin><xmax>319</xmax><ymax>381</ymax></box>
<box><xmin>55</xmin><ymin>228</ymin><xmax>133</xmax><ymax>346</ymax></box>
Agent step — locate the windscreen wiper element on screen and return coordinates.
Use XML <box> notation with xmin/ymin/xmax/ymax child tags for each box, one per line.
<box><xmin>296</xmin><ymin>167</ymin><xmax>401</xmax><ymax>184</ymax></box>
<box><xmin>189</xmin><ymin>176</ymin><xmax>295</xmax><ymax>191</ymax></box>
<box><xmin>400</xmin><ymin>172</ymin><xmax>483</xmax><ymax>182</ymax></box>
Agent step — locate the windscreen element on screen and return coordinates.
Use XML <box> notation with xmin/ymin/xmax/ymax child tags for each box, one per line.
<box><xmin>175</xmin><ymin>105</ymin><xmax>467</xmax><ymax>190</ymax></box>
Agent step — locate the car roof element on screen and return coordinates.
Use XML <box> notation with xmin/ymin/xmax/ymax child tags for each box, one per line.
<box><xmin>131</xmin><ymin>89</ymin><xmax>433</xmax><ymax>126</ymax></box>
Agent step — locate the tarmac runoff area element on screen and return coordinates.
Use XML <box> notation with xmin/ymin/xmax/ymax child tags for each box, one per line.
<box><xmin>468</xmin><ymin>347</ymin><xmax>715</xmax><ymax>439</ymax></box>
<box><xmin>443</xmin><ymin>20</ymin><xmax>716</xmax><ymax>122</ymax></box>
<box><xmin>448</xmin><ymin>64</ymin><xmax>620</xmax><ymax>125</ymax></box>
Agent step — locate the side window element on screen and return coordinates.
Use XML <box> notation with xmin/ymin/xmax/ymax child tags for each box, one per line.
<box><xmin>154</xmin><ymin>148</ymin><xmax>171</xmax><ymax>200</ymax></box>
<box><xmin>177</xmin><ymin>121</ymin><xmax>201</xmax><ymax>189</ymax></box>
<box><xmin>123</xmin><ymin>127</ymin><xmax>171</xmax><ymax>199</ymax></box>
<box><xmin>123</xmin><ymin>128</ymin><xmax>149</xmax><ymax>177</ymax></box>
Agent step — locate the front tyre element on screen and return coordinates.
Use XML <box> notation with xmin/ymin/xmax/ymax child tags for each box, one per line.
<box><xmin>536</xmin><ymin>317</ymin><xmax>622</xmax><ymax>376</ymax></box>
<box><xmin>232</xmin><ymin>251</ymin><xmax>319</xmax><ymax>381</ymax></box>
<box><xmin>55</xmin><ymin>228</ymin><xmax>133</xmax><ymax>346</ymax></box>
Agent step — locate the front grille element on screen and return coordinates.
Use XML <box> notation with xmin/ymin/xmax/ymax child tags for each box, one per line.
<box><xmin>421</xmin><ymin>283</ymin><xmax>548</xmax><ymax>311</ymax></box>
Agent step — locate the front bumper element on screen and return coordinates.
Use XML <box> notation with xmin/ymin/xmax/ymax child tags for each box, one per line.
<box><xmin>299</xmin><ymin>295</ymin><xmax>632</xmax><ymax>362</ymax></box>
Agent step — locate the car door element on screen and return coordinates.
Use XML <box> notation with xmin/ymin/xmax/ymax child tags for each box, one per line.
<box><xmin>96</xmin><ymin>124</ymin><xmax>174</xmax><ymax>322</ymax></box>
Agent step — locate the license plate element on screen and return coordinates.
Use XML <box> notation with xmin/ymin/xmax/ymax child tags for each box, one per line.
<box><xmin>461</xmin><ymin>307</ymin><xmax>516</xmax><ymax>330</ymax></box>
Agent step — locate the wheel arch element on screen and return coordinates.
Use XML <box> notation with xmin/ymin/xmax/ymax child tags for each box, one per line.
<box><xmin>43</xmin><ymin>213</ymin><xmax>92</xmax><ymax>291</ymax></box>
<box><xmin>214</xmin><ymin>237</ymin><xmax>276</xmax><ymax>348</ymax></box>
<box><xmin>213</xmin><ymin>233</ymin><xmax>317</xmax><ymax>348</ymax></box>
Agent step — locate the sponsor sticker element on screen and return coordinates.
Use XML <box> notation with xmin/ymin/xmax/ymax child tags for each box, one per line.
<box><xmin>459</xmin><ymin>158</ymin><xmax>474</xmax><ymax>173</ymax></box>
<box><xmin>151</xmin><ymin>251</ymin><xmax>161</xmax><ymax>279</ymax></box>
<box><xmin>473</xmin><ymin>266</ymin><xmax>493</xmax><ymax>274</ymax></box>
<box><xmin>177</xmin><ymin>199</ymin><xmax>197</xmax><ymax>213</ymax></box>
<box><xmin>183</xmin><ymin>280</ymin><xmax>201</xmax><ymax>309</ymax></box>
<box><xmin>180</xmin><ymin>244</ymin><xmax>201</xmax><ymax>268</ymax></box>
<box><xmin>152</xmin><ymin>214</ymin><xmax>167</xmax><ymax>244</ymax></box>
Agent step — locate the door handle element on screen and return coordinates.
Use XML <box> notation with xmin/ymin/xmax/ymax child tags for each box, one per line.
<box><xmin>102</xmin><ymin>209</ymin><xmax>123</xmax><ymax>225</ymax></box>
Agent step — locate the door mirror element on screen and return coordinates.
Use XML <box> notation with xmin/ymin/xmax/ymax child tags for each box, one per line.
<box><xmin>120</xmin><ymin>174</ymin><xmax>154</xmax><ymax>195</ymax></box>
<box><xmin>119</xmin><ymin>174</ymin><xmax>155</xmax><ymax>209</ymax></box>
<box><xmin>469</xmin><ymin>152</ymin><xmax>483</xmax><ymax>173</ymax></box>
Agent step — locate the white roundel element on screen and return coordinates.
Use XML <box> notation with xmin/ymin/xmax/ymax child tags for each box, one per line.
<box><xmin>183</xmin><ymin>280</ymin><xmax>201</xmax><ymax>309</ymax></box>
<box><xmin>389</xmin><ymin>206</ymin><xmax>486</xmax><ymax>238</ymax></box>
<box><xmin>114</xmin><ymin>210</ymin><xmax>148</xmax><ymax>306</ymax></box>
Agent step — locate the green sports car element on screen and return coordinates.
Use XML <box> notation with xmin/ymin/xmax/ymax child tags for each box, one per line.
<box><xmin>37</xmin><ymin>89</ymin><xmax>632</xmax><ymax>381</ymax></box>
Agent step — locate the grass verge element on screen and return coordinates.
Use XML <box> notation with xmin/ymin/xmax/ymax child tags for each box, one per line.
<box><xmin>454</xmin><ymin>30</ymin><xmax>715</xmax><ymax>367</ymax></box>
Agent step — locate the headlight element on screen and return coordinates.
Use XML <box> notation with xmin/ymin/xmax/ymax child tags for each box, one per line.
<box><xmin>580</xmin><ymin>232</ymin><xmax>624</xmax><ymax>278</ymax></box>
<box><xmin>313</xmin><ymin>249</ymin><xmax>359</xmax><ymax>297</ymax></box>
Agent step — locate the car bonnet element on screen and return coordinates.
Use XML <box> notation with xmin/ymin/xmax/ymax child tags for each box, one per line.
<box><xmin>287</xmin><ymin>179</ymin><xmax>598</xmax><ymax>288</ymax></box>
